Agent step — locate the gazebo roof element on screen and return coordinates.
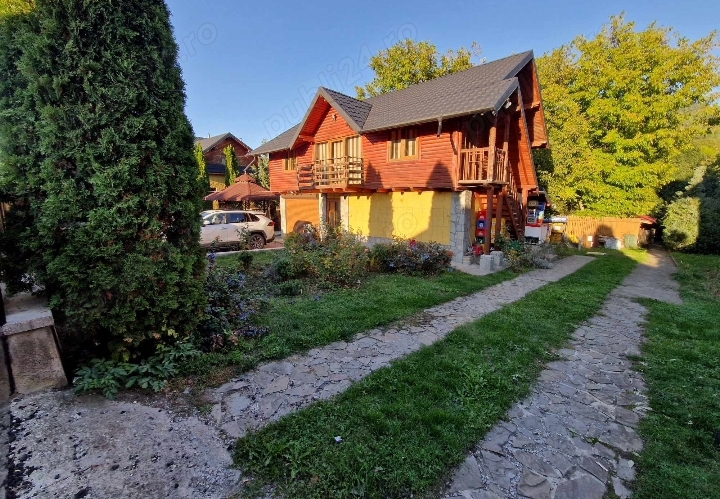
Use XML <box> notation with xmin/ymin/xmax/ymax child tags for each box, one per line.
<box><xmin>204</xmin><ymin>174</ymin><xmax>277</xmax><ymax>202</ymax></box>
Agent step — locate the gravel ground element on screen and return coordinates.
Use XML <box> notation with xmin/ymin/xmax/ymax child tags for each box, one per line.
<box><xmin>6</xmin><ymin>390</ymin><xmax>240</xmax><ymax>499</ymax></box>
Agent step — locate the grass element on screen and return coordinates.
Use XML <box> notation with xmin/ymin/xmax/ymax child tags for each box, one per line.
<box><xmin>233</xmin><ymin>251</ymin><xmax>638</xmax><ymax>499</ymax></box>
<box><xmin>632</xmin><ymin>253</ymin><xmax>720</xmax><ymax>499</ymax></box>
<box><xmin>181</xmin><ymin>251</ymin><xmax>514</xmax><ymax>386</ymax></box>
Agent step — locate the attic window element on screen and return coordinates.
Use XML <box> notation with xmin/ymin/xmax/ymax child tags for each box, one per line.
<box><xmin>283</xmin><ymin>150</ymin><xmax>297</xmax><ymax>171</ymax></box>
<box><xmin>389</xmin><ymin>128</ymin><xmax>417</xmax><ymax>160</ymax></box>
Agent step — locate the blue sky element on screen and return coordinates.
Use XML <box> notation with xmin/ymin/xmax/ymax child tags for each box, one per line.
<box><xmin>166</xmin><ymin>0</ymin><xmax>720</xmax><ymax>149</ymax></box>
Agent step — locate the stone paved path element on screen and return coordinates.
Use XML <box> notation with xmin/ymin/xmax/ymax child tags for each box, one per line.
<box><xmin>443</xmin><ymin>248</ymin><xmax>681</xmax><ymax>499</ymax></box>
<box><xmin>211</xmin><ymin>256</ymin><xmax>594</xmax><ymax>438</ymax></box>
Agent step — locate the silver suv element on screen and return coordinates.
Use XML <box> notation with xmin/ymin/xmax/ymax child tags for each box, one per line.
<box><xmin>200</xmin><ymin>210</ymin><xmax>275</xmax><ymax>249</ymax></box>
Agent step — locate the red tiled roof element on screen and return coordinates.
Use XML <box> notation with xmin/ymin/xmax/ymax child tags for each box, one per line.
<box><xmin>204</xmin><ymin>174</ymin><xmax>278</xmax><ymax>202</ymax></box>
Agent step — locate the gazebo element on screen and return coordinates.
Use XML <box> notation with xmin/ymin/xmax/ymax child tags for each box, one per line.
<box><xmin>204</xmin><ymin>174</ymin><xmax>279</xmax><ymax>224</ymax></box>
<box><xmin>204</xmin><ymin>174</ymin><xmax>277</xmax><ymax>204</ymax></box>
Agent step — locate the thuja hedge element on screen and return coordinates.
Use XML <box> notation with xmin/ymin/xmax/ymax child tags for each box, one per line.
<box><xmin>0</xmin><ymin>0</ymin><xmax>206</xmax><ymax>360</ymax></box>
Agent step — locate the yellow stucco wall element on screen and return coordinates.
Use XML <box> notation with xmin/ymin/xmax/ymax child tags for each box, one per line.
<box><xmin>348</xmin><ymin>192</ymin><xmax>451</xmax><ymax>245</ymax></box>
<box><xmin>209</xmin><ymin>175</ymin><xmax>226</xmax><ymax>191</ymax></box>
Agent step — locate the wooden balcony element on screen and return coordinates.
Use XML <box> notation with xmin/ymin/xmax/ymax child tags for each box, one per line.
<box><xmin>458</xmin><ymin>147</ymin><xmax>509</xmax><ymax>186</ymax></box>
<box><xmin>297</xmin><ymin>156</ymin><xmax>364</xmax><ymax>190</ymax></box>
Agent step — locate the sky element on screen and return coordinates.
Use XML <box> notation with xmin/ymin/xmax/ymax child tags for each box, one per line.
<box><xmin>165</xmin><ymin>0</ymin><xmax>720</xmax><ymax>149</ymax></box>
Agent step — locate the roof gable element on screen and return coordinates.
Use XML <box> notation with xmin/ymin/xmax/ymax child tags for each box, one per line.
<box><xmin>250</xmin><ymin>50</ymin><xmax>538</xmax><ymax>155</ymax></box>
<box><xmin>195</xmin><ymin>133</ymin><xmax>253</xmax><ymax>155</ymax></box>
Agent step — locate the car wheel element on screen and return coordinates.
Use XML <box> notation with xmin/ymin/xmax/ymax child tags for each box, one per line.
<box><xmin>249</xmin><ymin>233</ymin><xmax>265</xmax><ymax>249</ymax></box>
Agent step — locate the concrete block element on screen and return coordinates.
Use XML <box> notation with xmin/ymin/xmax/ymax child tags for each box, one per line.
<box><xmin>6</xmin><ymin>326</ymin><xmax>67</xmax><ymax>394</ymax></box>
<box><xmin>491</xmin><ymin>251</ymin><xmax>504</xmax><ymax>267</ymax></box>
<box><xmin>479</xmin><ymin>254</ymin><xmax>495</xmax><ymax>271</ymax></box>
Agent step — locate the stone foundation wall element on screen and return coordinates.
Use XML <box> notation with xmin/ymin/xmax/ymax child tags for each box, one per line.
<box><xmin>449</xmin><ymin>191</ymin><xmax>473</xmax><ymax>264</ymax></box>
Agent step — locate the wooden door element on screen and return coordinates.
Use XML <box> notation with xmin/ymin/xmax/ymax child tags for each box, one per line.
<box><xmin>326</xmin><ymin>197</ymin><xmax>341</xmax><ymax>228</ymax></box>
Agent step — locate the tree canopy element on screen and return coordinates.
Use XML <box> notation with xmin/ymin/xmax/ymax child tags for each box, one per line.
<box><xmin>223</xmin><ymin>144</ymin><xmax>239</xmax><ymax>186</ymax></box>
<box><xmin>194</xmin><ymin>142</ymin><xmax>210</xmax><ymax>192</ymax></box>
<box><xmin>536</xmin><ymin>15</ymin><xmax>720</xmax><ymax>216</ymax></box>
<box><xmin>356</xmin><ymin>39</ymin><xmax>481</xmax><ymax>99</ymax></box>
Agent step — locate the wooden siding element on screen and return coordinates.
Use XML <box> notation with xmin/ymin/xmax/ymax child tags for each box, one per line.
<box><xmin>203</xmin><ymin>137</ymin><xmax>252</xmax><ymax>168</ymax></box>
<box><xmin>362</xmin><ymin>120</ymin><xmax>456</xmax><ymax>190</ymax></box>
<box><xmin>283</xmin><ymin>195</ymin><xmax>319</xmax><ymax>229</ymax></box>
<box><xmin>565</xmin><ymin>216</ymin><xmax>646</xmax><ymax>244</ymax></box>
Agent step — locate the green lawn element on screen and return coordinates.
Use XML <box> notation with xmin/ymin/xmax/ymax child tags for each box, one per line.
<box><xmin>632</xmin><ymin>253</ymin><xmax>720</xmax><ymax>499</ymax></box>
<box><xmin>233</xmin><ymin>251</ymin><xmax>638</xmax><ymax>499</ymax></box>
<box><xmin>182</xmin><ymin>251</ymin><xmax>513</xmax><ymax>385</ymax></box>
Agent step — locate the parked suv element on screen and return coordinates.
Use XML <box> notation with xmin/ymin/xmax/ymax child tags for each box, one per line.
<box><xmin>200</xmin><ymin>210</ymin><xmax>275</xmax><ymax>249</ymax></box>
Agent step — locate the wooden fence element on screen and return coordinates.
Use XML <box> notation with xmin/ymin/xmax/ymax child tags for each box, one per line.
<box><xmin>565</xmin><ymin>216</ymin><xmax>649</xmax><ymax>246</ymax></box>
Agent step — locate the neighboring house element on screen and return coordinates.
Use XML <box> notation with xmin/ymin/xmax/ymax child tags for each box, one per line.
<box><xmin>195</xmin><ymin>133</ymin><xmax>254</xmax><ymax>191</ymax></box>
<box><xmin>251</xmin><ymin>51</ymin><xmax>548</xmax><ymax>262</ymax></box>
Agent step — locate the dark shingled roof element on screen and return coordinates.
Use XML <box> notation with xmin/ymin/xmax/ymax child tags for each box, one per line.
<box><xmin>250</xmin><ymin>51</ymin><xmax>533</xmax><ymax>155</ymax></box>
<box><xmin>206</xmin><ymin>163</ymin><xmax>225</xmax><ymax>175</ymax></box>
<box><xmin>195</xmin><ymin>132</ymin><xmax>253</xmax><ymax>155</ymax></box>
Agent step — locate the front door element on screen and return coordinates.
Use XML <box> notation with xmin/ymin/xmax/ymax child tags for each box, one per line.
<box><xmin>326</xmin><ymin>197</ymin><xmax>341</xmax><ymax>228</ymax></box>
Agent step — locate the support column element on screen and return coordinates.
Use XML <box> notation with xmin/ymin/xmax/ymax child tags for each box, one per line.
<box><xmin>318</xmin><ymin>193</ymin><xmax>327</xmax><ymax>231</ymax></box>
<box><xmin>495</xmin><ymin>189</ymin><xmax>505</xmax><ymax>243</ymax></box>
<box><xmin>488</xmin><ymin>115</ymin><xmax>498</xmax><ymax>180</ymax></box>
<box><xmin>485</xmin><ymin>186</ymin><xmax>494</xmax><ymax>255</ymax></box>
<box><xmin>450</xmin><ymin>191</ymin><xmax>473</xmax><ymax>264</ymax></box>
<box><xmin>279</xmin><ymin>195</ymin><xmax>287</xmax><ymax>234</ymax></box>
<box><xmin>340</xmin><ymin>195</ymin><xmax>349</xmax><ymax>232</ymax></box>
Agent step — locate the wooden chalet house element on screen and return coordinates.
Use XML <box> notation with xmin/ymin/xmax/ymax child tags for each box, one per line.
<box><xmin>251</xmin><ymin>51</ymin><xmax>548</xmax><ymax>262</ymax></box>
<box><xmin>195</xmin><ymin>133</ymin><xmax>254</xmax><ymax>191</ymax></box>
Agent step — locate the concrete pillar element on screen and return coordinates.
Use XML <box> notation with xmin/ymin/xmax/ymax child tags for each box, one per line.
<box><xmin>279</xmin><ymin>195</ymin><xmax>287</xmax><ymax>234</ymax></box>
<box><xmin>479</xmin><ymin>254</ymin><xmax>495</xmax><ymax>272</ymax></box>
<box><xmin>490</xmin><ymin>250</ymin><xmax>504</xmax><ymax>268</ymax></box>
<box><xmin>340</xmin><ymin>195</ymin><xmax>350</xmax><ymax>232</ymax></box>
<box><xmin>449</xmin><ymin>191</ymin><xmax>473</xmax><ymax>264</ymax></box>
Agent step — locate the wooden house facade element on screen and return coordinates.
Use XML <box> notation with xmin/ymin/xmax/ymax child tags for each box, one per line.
<box><xmin>195</xmin><ymin>133</ymin><xmax>254</xmax><ymax>191</ymax></box>
<box><xmin>252</xmin><ymin>51</ymin><xmax>548</xmax><ymax>262</ymax></box>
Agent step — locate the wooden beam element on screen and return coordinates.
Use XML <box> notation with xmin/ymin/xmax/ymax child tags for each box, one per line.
<box><xmin>391</xmin><ymin>187</ymin><xmax>410</xmax><ymax>192</ymax></box>
<box><xmin>485</xmin><ymin>185</ymin><xmax>494</xmax><ymax>255</ymax></box>
<box><xmin>376</xmin><ymin>188</ymin><xmax>391</xmax><ymax>193</ymax></box>
<box><xmin>531</xmin><ymin>140</ymin><xmax>548</xmax><ymax>148</ymax></box>
<box><xmin>298</xmin><ymin>135</ymin><xmax>315</xmax><ymax>143</ymax></box>
<box><xmin>495</xmin><ymin>189</ymin><xmax>505</xmax><ymax>244</ymax></box>
<box><xmin>524</xmin><ymin>101</ymin><xmax>541</xmax><ymax>110</ymax></box>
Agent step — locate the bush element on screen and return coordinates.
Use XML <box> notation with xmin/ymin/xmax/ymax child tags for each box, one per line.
<box><xmin>197</xmin><ymin>257</ymin><xmax>267</xmax><ymax>351</ymax></box>
<box><xmin>267</xmin><ymin>256</ymin><xmax>297</xmax><ymax>281</ymax></box>
<box><xmin>237</xmin><ymin>251</ymin><xmax>254</xmax><ymax>270</ymax></box>
<box><xmin>73</xmin><ymin>341</ymin><xmax>200</xmax><ymax>399</ymax></box>
<box><xmin>273</xmin><ymin>279</ymin><xmax>303</xmax><ymax>296</ymax></box>
<box><xmin>664</xmin><ymin>196</ymin><xmax>701</xmax><ymax>251</ymax></box>
<box><xmin>369</xmin><ymin>238</ymin><xmax>452</xmax><ymax>275</ymax></box>
<box><xmin>284</xmin><ymin>225</ymin><xmax>369</xmax><ymax>288</ymax></box>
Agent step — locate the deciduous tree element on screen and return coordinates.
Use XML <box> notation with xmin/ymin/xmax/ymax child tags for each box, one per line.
<box><xmin>356</xmin><ymin>39</ymin><xmax>480</xmax><ymax>99</ymax></box>
<box><xmin>536</xmin><ymin>15</ymin><xmax>720</xmax><ymax>216</ymax></box>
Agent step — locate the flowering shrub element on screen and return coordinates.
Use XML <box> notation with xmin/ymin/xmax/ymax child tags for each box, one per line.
<box><xmin>369</xmin><ymin>238</ymin><xmax>452</xmax><ymax>275</ymax></box>
<box><xmin>284</xmin><ymin>225</ymin><xmax>369</xmax><ymax>288</ymax></box>
<box><xmin>197</xmin><ymin>254</ymin><xmax>268</xmax><ymax>351</ymax></box>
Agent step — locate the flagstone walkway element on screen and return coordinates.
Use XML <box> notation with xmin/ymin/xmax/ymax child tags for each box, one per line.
<box><xmin>211</xmin><ymin>256</ymin><xmax>594</xmax><ymax>438</ymax></box>
<box><xmin>443</xmin><ymin>248</ymin><xmax>680</xmax><ymax>499</ymax></box>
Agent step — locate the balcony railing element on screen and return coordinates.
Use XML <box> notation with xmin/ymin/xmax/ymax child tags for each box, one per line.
<box><xmin>458</xmin><ymin>147</ymin><xmax>508</xmax><ymax>185</ymax></box>
<box><xmin>297</xmin><ymin>156</ymin><xmax>364</xmax><ymax>190</ymax></box>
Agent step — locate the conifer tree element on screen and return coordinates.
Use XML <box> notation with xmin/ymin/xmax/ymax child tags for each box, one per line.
<box><xmin>194</xmin><ymin>142</ymin><xmax>210</xmax><ymax>192</ymax></box>
<box><xmin>1</xmin><ymin>0</ymin><xmax>207</xmax><ymax>359</ymax></box>
<box><xmin>223</xmin><ymin>145</ymin><xmax>238</xmax><ymax>186</ymax></box>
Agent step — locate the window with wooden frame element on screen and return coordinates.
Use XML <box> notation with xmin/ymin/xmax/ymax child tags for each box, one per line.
<box><xmin>283</xmin><ymin>150</ymin><xmax>297</xmax><ymax>171</ymax></box>
<box><xmin>345</xmin><ymin>136</ymin><xmax>361</xmax><ymax>159</ymax></box>
<box><xmin>389</xmin><ymin>128</ymin><xmax>417</xmax><ymax>160</ymax></box>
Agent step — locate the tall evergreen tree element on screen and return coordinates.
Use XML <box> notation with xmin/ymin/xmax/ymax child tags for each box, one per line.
<box><xmin>2</xmin><ymin>0</ymin><xmax>207</xmax><ymax>360</ymax></box>
<box><xmin>0</xmin><ymin>0</ymin><xmax>42</xmax><ymax>294</ymax></box>
<box><xmin>194</xmin><ymin>142</ymin><xmax>210</xmax><ymax>192</ymax></box>
<box><xmin>223</xmin><ymin>145</ymin><xmax>238</xmax><ymax>186</ymax></box>
<box><xmin>254</xmin><ymin>153</ymin><xmax>270</xmax><ymax>189</ymax></box>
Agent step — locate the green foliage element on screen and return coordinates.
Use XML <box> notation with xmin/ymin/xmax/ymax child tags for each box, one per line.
<box><xmin>663</xmin><ymin>196</ymin><xmax>701</xmax><ymax>250</ymax></box>
<box><xmin>224</xmin><ymin>145</ymin><xmax>239</xmax><ymax>186</ymax></box>
<box><xmin>273</xmin><ymin>279</ymin><xmax>303</xmax><ymax>297</ymax></box>
<box><xmin>237</xmin><ymin>251</ymin><xmax>254</xmax><ymax>270</ymax></box>
<box><xmin>633</xmin><ymin>254</ymin><xmax>720</xmax><ymax>499</ymax></box>
<box><xmin>0</xmin><ymin>5</ymin><xmax>43</xmax><ymax>294</ymax></box>
<box><xmin>284</xmin><ymin>225</ymin><xmax>369</xmax><ymax>288</ymax></box>
<box><xmin>0</xmin><ymin>0</ymin><xmax>207</xmax><ymax>360</ymax></box>
<box><xmin>74</xmin><ymin>341</ymin><xmax>200</xmax><ymax>399</ymax></box>
<box><xmin>254</xmin><ymin>152</ymin><xmax>270</xmax><ymax>189</ymax></box>
<box><xmin>198</xmin><ymin>256</ymin><xmax>267</xmax><ymax>351</ymax></box>
<box><xmin>368</xmin><ymin>238</ymin><xmax>452</xmax><ymax>275</ymax></box>
<box><xmin>536</xmin><ymin>14</ymin><xmax>720</xmax><ymax>216</ymax></box>
<box><xmin>235</xmin><ymin>253</ymin><xmax>637</xmax><ymax>498</ymax></box>
<box><xmin>356</xmin><ymin>39</ymin><xmax>480</xmax><ymax>99</ymax></box>
<box><xmin>194</xmin><ymin>142</ymin><xmax>210</xmax><ymax>192</ymax></box>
